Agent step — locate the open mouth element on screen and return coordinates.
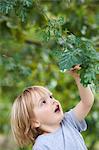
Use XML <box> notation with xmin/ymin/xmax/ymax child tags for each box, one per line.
<box><xmin>54</xmin><ymin>105</ymin><xmax>60</xmax><ymax>113</ymax></box>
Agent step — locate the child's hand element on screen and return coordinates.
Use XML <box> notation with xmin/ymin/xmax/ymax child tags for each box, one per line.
<box><xmin>67</xmin><ymin>64</ymin><xmax>81</xmax><ymax>79</ymax></box>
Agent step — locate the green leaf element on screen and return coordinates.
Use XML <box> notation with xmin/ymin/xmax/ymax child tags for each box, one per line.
<box><xmin>44</xmin><ymin>17</ymin><xmax>99</xmax><ymax>87</ymax></box>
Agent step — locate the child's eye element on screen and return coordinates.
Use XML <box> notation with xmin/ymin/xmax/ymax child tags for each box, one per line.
<box><xmin>42</xmin><ymin>100</ymin><xmax>46</xmax><ymax>104</ymax></box>
<box><xmin>50</xmin><ymin>95</ymin><xmax>53</xmax><ymax>99</ymax></box>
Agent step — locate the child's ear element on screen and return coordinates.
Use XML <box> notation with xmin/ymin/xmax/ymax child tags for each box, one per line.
<box><xmin>31</xmin><ymin>120</ymin><xmax>41</xmax><ymax>128</ymax></box>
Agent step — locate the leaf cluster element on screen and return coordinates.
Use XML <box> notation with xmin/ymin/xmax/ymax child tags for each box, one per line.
<box><xmin>0</xmin><ymin>0</ymin><xmax>34</xmax><ymax>22</ymax></box>
<box><xmin>43</xmin><ymin>17</ymin><xmax>99</xmax><ymax>87</ymax></box>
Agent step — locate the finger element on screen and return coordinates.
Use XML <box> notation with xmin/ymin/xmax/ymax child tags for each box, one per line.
<box><xmin>72</xmin><ymin>64</ymin><xmax>81</xmax><ymax>70</ymax></box>
<box><xmin>70</xmin><ymin>68</ymin><xmax>77</xmax><ymax>71</ymax></box>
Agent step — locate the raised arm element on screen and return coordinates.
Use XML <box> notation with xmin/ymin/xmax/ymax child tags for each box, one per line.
<box><xmin>67</xmin><ymin>65</ymin><xmax>94</xmax><ymax>122</ymax></box>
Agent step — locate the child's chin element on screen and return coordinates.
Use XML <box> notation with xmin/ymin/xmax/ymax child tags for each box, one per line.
<box><xmin>57</xmin><ymin>112</ymin><xmax>64</xmax><ymax>121</ymax></box>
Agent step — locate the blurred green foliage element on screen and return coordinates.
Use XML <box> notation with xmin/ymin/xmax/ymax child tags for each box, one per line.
<box><xmin>0</xmin><ymin>0</ymin><xmax>99</xmax><ymax>150</ymax></box>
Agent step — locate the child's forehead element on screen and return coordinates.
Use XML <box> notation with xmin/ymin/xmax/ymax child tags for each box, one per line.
<box><xmin>31</xmin><ymin>87</ymin><xmax>52</xmax><ymax>103</ymax></box>
<box><xmin>36</xmin><ymin>88</ymin><xmax>52</xmax><ymax>98</ymax></box>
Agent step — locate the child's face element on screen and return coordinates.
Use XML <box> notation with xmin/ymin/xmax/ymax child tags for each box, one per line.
<box><xmin>33</xmin><ymin>92</ymin><xmax>64</xmax><ymax>132</ymax></box>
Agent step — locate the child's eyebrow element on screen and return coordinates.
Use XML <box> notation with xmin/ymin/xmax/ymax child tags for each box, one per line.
<box><xmin>39</xmin><ymin>96</ymin><xmax>46</xmax><ymax>101</ymax></box>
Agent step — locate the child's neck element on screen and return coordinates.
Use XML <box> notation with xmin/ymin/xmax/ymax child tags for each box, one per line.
<box><xmin>42</xmin><ymin>124</ymin><xmax>61</xmax><ymax>134</ymax></box>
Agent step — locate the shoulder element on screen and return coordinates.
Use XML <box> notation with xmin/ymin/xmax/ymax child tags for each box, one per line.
<box><xmin>32</xmin><ymin>126</ymin><xmax>62</xmax><ymax>150</ymax></box>
<box><xmin>62</xmin><ymin>109</ymin><xmax>87</xmax><ymax>132</ymax></box>
<box><xmin>32</xmin><ymin>135</ymin><xmax>48</xmax><ymax>150</ymax></box>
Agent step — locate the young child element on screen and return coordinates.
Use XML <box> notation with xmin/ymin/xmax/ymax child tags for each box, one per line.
<box><xmin>11</xmin><ymin>65</ymin><xmax>94</xmax><ymax>150</ymax></box>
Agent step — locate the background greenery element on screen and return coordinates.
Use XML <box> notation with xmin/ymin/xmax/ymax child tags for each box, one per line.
<box><xmin>0</xmin><ymin>0</ymin><xmax>99</xmax><ymax>150</ymax></box>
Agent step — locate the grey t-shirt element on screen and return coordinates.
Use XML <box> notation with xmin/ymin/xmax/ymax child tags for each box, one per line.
<box><xmin>33</xmin><ymin>109</ymin><xmax>87</xmax><ymax>150</ymax></box>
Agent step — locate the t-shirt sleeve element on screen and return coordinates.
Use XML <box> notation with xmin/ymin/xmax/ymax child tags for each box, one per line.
<box><xmin>33</xmin><ymin>141</ymin><xmax>48</xmax><ymax>150</ymax></box>
<box><xmin>33</xmin><ymin>147</ymin><xmax>47</xmax><ymax>150</ymax></box>
<box><xmin>33</xmin><ymin>145</ymin><xmax>48</xmax><ymax>150</ymax></box>
<box><xmin>63</xmin><ymin>109</ymin><xmax>87</xmax><ymax>132</ymax></box>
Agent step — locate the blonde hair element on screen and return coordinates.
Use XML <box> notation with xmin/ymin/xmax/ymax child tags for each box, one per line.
<box><xmin>11</xmin><ymin>86</ymin><xmax>51</xmax><ymax>147</ymax></box>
